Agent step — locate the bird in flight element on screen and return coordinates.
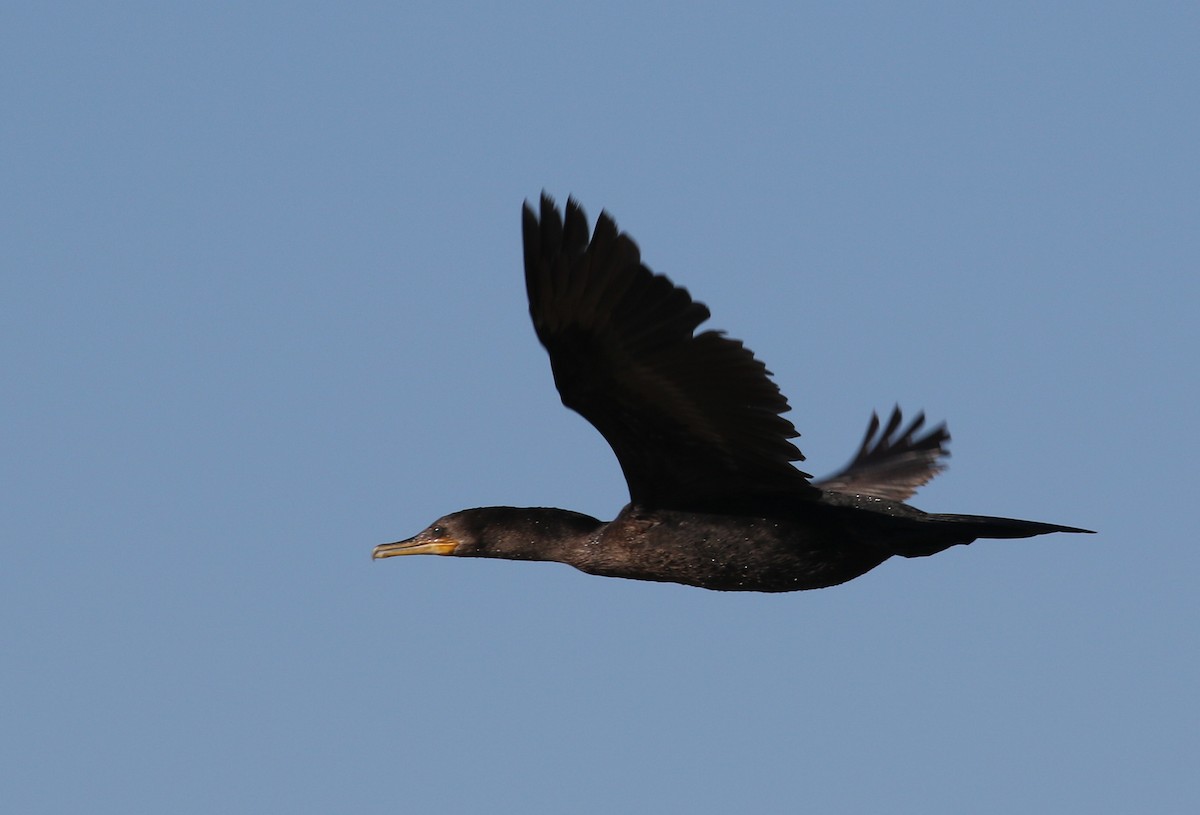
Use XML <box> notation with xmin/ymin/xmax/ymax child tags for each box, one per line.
<box><xmin>374</xmin><ymin>195</ymin><xmax>1091</xmax><ymax>591</ymax></box>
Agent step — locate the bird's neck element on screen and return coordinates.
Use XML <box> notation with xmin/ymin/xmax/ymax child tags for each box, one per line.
<box><xmin>474</xmin><ymin>506</ymin><xmax>604</xmax><ymax>564</ymax></box>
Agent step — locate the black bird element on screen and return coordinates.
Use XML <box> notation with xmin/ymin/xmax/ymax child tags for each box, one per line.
<box><xmin>373</xmin><ymin>195</ymin><xmax>1091</xmax><ymax>592</ymax></box>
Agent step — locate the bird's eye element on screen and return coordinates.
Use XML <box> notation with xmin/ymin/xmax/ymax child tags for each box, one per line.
<box><xmin>431</xmin><ymin>525</ymin><xmax>447</xmax><ymax>538</ymax></box>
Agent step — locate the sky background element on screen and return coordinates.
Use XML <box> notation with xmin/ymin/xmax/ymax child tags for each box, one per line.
<box><xmin>4</xmin><ymin>2</ymin><xmax>1197</xmax><ymax>812</ymax></box>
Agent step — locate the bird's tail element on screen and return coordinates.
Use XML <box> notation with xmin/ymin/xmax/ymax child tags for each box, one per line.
<box><xmin>894</xmin><ymin>513</ymin><xmax>1093</xmax><ymax>557</ymax></box>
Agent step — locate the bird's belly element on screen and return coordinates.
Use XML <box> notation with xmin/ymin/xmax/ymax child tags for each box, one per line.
<box><xmin>585</xmin><ymin>510</ymin><xmax>888</xmax><ymax>592</ymax></box>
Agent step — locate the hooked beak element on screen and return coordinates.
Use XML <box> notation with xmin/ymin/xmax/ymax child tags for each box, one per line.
<box><xmin>372</xmin><ymin>534</ymin><xmax>459</xmax><ymax>559</ymax></box>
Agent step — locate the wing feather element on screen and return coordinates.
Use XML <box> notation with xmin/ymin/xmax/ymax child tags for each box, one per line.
<box><xmin>523</xmin><ymin>194</ymin><xmax>815</xmax><ymax>507</ymax></box>
<box><xmin>815</xmin><ymin>406</ymin><xmax>950</xmax><ymax>501</ymax></box>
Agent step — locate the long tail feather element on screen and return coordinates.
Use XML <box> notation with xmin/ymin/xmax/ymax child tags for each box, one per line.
<box><xmin>892</xmin><ymin>513</ymin><xmax>1093</xmax><ymax>557</ymax></box>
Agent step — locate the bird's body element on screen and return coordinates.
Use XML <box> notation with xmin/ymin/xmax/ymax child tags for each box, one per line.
<box><xmin>374</xmin><ymin>195</ymin><xmax>1091</xmax><ymax>591</ymax></box>
<box><xmin>496</xmin><ymin>503</ymin><xmax>885</xmax><ymax>593</ymax></box>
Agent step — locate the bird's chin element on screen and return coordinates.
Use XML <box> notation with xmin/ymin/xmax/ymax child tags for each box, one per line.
<box><xmin>372</xmin><ymin>538</ymin><xmax>459</xmax><ymax>559</ymax></box>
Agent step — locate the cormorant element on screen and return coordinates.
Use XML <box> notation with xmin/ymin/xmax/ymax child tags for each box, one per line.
<box><xmin>373</xmin><ymin>195</ymin><xmax>1091</xmax><ymax>592</ymax></box>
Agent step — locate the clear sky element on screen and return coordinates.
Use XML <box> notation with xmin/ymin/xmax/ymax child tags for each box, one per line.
<box><xmin>4</xmin><ymin>2</ymin><xmax>1197</xmax><ymax>813</ymax></box>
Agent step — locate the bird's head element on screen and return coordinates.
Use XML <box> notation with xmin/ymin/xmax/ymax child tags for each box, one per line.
<box><xmin>372</xmin><ymin>507</ymin><xmax>601</xmax><ymax>563</ymax></box>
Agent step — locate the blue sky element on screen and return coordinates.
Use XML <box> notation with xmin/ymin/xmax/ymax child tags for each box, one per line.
<box><xmin>4</xmin><ymin>2</ymin><xmax>1197</xmax><ymax>812</ymax></box>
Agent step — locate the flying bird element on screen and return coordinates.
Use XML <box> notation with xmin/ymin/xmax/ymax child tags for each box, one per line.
<box><xmin>374</xmin><ymin>195</ymin><xmax>1091</xmax><ymax>592</ymax></box>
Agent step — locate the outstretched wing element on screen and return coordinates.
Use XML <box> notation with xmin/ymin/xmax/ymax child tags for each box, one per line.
<box><xmin>815</xmin><ymin>407</ymin><xmax>950</xmax><ymax>501</ymax></box>
<box><xmin>523</xmin><ymin>194</ymin><xmax>816</xmax><ymax>508</ymax></box>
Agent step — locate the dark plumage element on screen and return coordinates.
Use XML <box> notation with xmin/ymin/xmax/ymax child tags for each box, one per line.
<box><xmin>373</xmin><ymin>195</ymin><xmax>1091</xmax><ymax>592</ymax></box>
